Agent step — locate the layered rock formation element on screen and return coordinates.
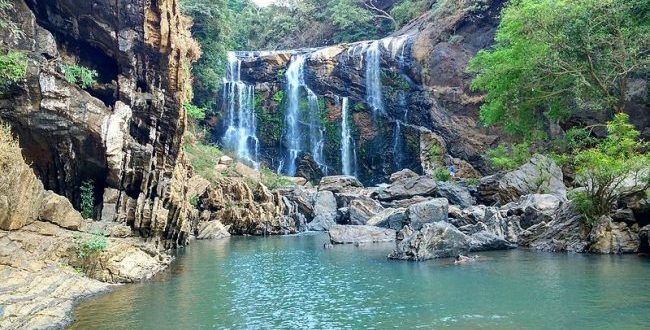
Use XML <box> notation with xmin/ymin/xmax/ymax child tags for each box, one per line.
<box><xmin>0</xmin><ymin>0</ymin><xmax>198</xmax><ymax>248</ymax></box>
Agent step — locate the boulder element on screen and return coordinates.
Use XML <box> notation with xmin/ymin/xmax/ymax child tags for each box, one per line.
<box><xmin>518</xmin><ymin>202</ymin><xmax>590</xmax><ymax>253</ymax></box>
<box><xmin>187</xmin><ymin>175</ymin><xmax>211</xmax><ymax>199</ymax></box>
<box><xmin>196</xmin><ymin>221</ymin><xmax>231</xmax><ymax>240</ymax></box>
<box><xmin>328</xmin><ymin>225</ymin><xmax>396</xmax><ymax>244</ymax></box>
<box><xmin>348</xmin><ymin>197</ymin><xmax>384</xmax><ymax>225</ymax></box>
<box><xmin>38</xmin><ymin>191</ymin><xmax>83</xmax><ymax>230</ymax></box>
<box><xmin>307</xmin><ymin>190</ymin><xmax>338</xmax><ymax>231</ymax></box>
<box><xmin>435</xmin><ymin>182</ymin><xmax>475</xmax><ymax>208</ymax></box>
<box><xmin>380</xmin><ymin>195</ymin><xmax>429</xmax><ymax>208</ymax></box>
<box><xmin>376</xmin><ymin>176</ymin><xmax>437</xmax><ymax>201</ymax></box>
<box><xmin>366</xmin><ymin>208</ymin><xmax>407</xmax><ymax>230</ymax></box>
<box><xmin>406</xmin><ymin>198</ymin><xmax>449</xmax><ymax>230</ymax></box>
<box><xmin>388</xmin><ymin>222</ymin><xmax>470</xmax><ymax>260</ymax></box>
<box><xmin>469</xmin><ymin>231</ymin><xmax>517</xmax><ymax>251</ymax></box>
<box><xmin>389</xmin><ymin>169</ymin><xmax>418</xmax><ymax>183</ymax></box>
<box><xmin>640</xmin><ymin>225</ymin><xmax>650</xmax><ymax>254</ymax></box>
<box><xmin>478</xmin><ymin>154</ymin><xmax>566</xmax><ymax>205</ymax></box>
<box><xmin>318</xmin><ymin>175</ymin><xmax>363</xmax><ymax>193</ymax></box>
<box><xmin>516</xmin><ymin>194</ymin><xmax>562</xmax><ymax>229</ymax></box>
<box><xmin>218</xmin><ymin>155</ymin><xmax>234</xmax><ymax>165</ymax></box>
<box><xmin>589</xmin><ymin>216</ymin><xmax>639</xmax><ymax>254</ymax></box>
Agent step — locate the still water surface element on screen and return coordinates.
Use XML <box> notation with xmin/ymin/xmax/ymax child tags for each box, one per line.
<box><xmin>71</xmin><ymin>233</ymin><xmax>650</xmax><ymax>329</ymax></box>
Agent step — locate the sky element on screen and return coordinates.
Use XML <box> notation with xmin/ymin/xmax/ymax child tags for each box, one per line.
<box><xmin>253</xmin><ymin>0</ymin><xmax>276</xmax><ymax>7</ymax></box>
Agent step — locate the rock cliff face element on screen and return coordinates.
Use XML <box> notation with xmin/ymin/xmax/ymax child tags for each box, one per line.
<box><xmin>211</xmin><ymin>0</ymin><xmax>505</xmax><ymax>185</ymax></box>
<box><xmin>0</xmin><ymin>0</ymin><xmax>198</xmax><ymax>247</ymax></box>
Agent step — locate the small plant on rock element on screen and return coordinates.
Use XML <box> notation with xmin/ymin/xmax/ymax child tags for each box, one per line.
<box><xmin>63</xmin><ymin>63</ymin><xmax>98</xmax><ymax>88</ymax></box>
<box><xmin>0</xmin><ymin>50</ymin><xmax>27</xmax><ymax>89</ymax></box>
<box><xmin>74</xmin><ymin>231</ymin><xmax>108</xmax><ymax>273</ymax></box>
<box><xmin>434</xmin><ymin>167</ymin><xmax>451</xmax><ymax>182</ymax></box>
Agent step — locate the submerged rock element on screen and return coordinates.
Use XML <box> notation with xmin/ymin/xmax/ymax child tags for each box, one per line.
<box><xmin>406</xmin><ymin>198</ymin><xmax>449</xmax><ymax>230</ymax></box>
<box><xmin>196</xmin><ymin>221</ymin><xmax>231</xmax><ymax>240</ymax></box>
<box><xmin>329</xmin><ymin>225</ymin><xmax>396</xmax><ymax>244</ymax></box>
<box><xmin>389</xmin><ymin>221</ymin><xmax>470</xmax><ymax>260</ymax></box>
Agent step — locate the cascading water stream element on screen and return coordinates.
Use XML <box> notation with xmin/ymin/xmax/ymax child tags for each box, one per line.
<box><xmin>365</xmin><ymin>41</ymin><xmax>384</xmax><ymax>116</ymax></box>
<box><xmin>340</xmin><ymin>97</ymin><xmax>357</xmax><ymax>176</ymax></box>
<box><xmin>307</xmin><ymin>88</ymin><xmax>327</xmax><ymax>174</ymax></box>
<box><xmin>284</xmin><ymin>55</ymin><xmax>305</xmax><ymax>176</ymax></box>
<box><xmin>222</xmin><ymin>52</ymin><xmax>259</xmax><ymax>168</ymax></box>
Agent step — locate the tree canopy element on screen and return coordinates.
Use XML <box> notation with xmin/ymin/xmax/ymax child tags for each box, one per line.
<box><xmin>468</xmin><ymin>0</ymin><xmax>650</xmax><ymax>136</ymax></box>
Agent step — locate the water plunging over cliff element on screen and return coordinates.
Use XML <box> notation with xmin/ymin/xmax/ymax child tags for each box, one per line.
<box><xmin>307</xmin><ymin>88</ymin><xmax>327</xmax><ymax>174</ymax></box>
<box><xmin>284</xmin><ymin>55</ymin><xmax>305</xmax><ymax>176</ymax></box>
<box><xmin>222</xmin><ymin>52</ymin><xmax>259</xmax><ymax>168</ymax></box>
<box><xmin>365</xmin><ymin>41</ymin><xmax>384</xmax><ymax>116</ymax></box>
<box><xmin>340</xmin><ymin>97</ymin><xmax>357</xmax><ymax>176</ymax></box>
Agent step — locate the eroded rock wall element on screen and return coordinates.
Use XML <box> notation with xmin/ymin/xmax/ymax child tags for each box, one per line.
<box><xmin>0</xmin><ymin>0</ymin><xmax>198</xmax><ymax>247</ymax></box>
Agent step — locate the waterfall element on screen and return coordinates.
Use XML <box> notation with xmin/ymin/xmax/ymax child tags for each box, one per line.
<box><xmin>222</xmin><ymin>52</ymin><xmax>259</xmax><ymax>168</ymax></box>
<box><xmin>307</xmin><ymin>88</ymin><xmax>327</xmax><ymax>174</ymax></box>
<box><xmin>284</xmin><ymin>54</ymin><xmax>305</xmax><ymax>176</ymax></box>
<box><xmin>365</xmin><ymin>40</ymin><xmax>384</xmax><ymax>116</ymax></box>
<box><xmin>340</xmin><ymin>97</ymin><xmax>357</xmax><ymax>177</ymax></box>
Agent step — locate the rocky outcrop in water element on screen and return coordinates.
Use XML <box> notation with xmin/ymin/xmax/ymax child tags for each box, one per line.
<box><xmin>1</xmin><ymin>0</ymin><xmax>198</xmax><ymax>248</ymax></box>
<box><xmin>329</xmin><ymin>225</ymin><xmax>396</xmax><ymax>244</ymax></box>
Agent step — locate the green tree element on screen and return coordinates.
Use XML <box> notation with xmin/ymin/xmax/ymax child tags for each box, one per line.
<box><xmin>571</xmin><ymin>114</ymin><xmax>650</xmax><ymax>222</ymax></box>
<box><xmin>468</xmin><ymin>0</ymin><xmax>650</xmax><ymax>135</ymax></box>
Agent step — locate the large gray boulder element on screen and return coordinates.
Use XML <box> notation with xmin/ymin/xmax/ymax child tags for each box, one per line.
<box><xmin>469</xmin><ymin>231</ymin><xmax>517</xmax><ymax>251</ymax></box>
<box><xmin>388</xmin><ymin>222</ymin><xmax>470</xmax><ymax>260</ymax></box>
<box><xmin>406</xmin><ymin>198</ymin><xmax>449</xmax><ymax>230</ymax></box>
<box><xmin>328</xmin><ymin>225</ymin><xmax>396</xmax><ymax>244</ymax></box>
<box><xmin>436</xmin><ymin>182</ymin><xmax>475</xmax><ymax>208</ymax></box>
<box><xmin>348</xmin><ymin>197</ymin><xmax>384</xmax><ymax>225</ymax></box>
<box><xmin>478</xmin><ymin>154</ymin><xmax>566</xmax><ymax>205</ymax></box>
<box><xmin>389</xmin><ymin>169</ymin><xmax>419</xmax><ymax>183</ymax></box>
<box><xmin>366</xmin><ymin>208</ymin><xmax>407</xmax><ymax>230</ymax></box>
<box><xmin>518</xmin><ymin>202</ymin><xmax>589</xmax><ymax>252</ymax></box>
<box><xmin>307</xmin><ymin>190</ymin><xmax>338</xmax><ymax>231</ymax></box>
<box><xmin>196</xmin><ymin>221</ymin><xmax>231</xmax><ymax>240</ymax></box>
<box><xmin>376</xmin><ymin>176</ymin><xmax>437</xmax><ymax>201</ymax></box>
<box><xmin>318</xmin><ymin>175</ymin><xmax>363</xmax><ymax>193</ymax></box>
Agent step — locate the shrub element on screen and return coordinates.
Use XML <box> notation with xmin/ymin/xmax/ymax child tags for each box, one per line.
<box><xmin>485</xmin><ymin>142</ymin><xmax>531</xmax><ymax>171</ymax></box>
<box><xmin>428</xmin><ymin>143</ymin><xmax>442</xmax><ymax>162</ymax></box>
<box><xmin>184</xmin><ymin>102</ymin><xmax>206</xmax><ymax>121</ymax></box>
<box><xmin>63</xmin><ymin>64</ymin><xmax>98</xmax><ymax>88</ymax></box>
<box><xmin>74</xmin><ymin>232</ymin><xmax>108</xmax><ymax>273</ymax></box>
<box><xmin>184</xmin><ymin>142</ymin><xmax>223</xmax><ymax>183</ymax></box>
<box><xmin>260</xmin><ymin>167</ymin><xmax>293</xmax><ymax>190</ymax></box>
<box><xmin>80</xmin><ymin>180</ymin><xmax>95</xmax><ymax>219</ymax></box>
<box><xmin>434</xmin><ymin>167</ymin><xmax>451</xmax><ymax>182</ymax></box>
<box><xmin>571</xmin><ymin>114</ymin><xmax>650</xmax><ymax>222</ymax></box>
<box><xmin>0</xmin><ymin>50</ymin><xmax>27</xmax><ymax>89</ymax></box>
<box><xmin>465</xmin><ymin>177</ymin><xmax>480</xmax><ymax>187</ymax></box>
<box><xmin>189</xmin><ymin>195</ymin><xmax>200</xmax><ymax>207</ymax></box>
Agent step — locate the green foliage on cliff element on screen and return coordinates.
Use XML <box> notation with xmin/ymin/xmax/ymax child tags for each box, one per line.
<box><xmin>184</xmin><ymin>102</ymin><xmax>207</xmax><ymax>121</ymax></box>
<box><xmin>260</xmin><ymin>167</ymin><xmax>293</xmax><ymax>190</ymax></box>
<box><xmin>570</xmin><ymin>114</ymin><xmax>650</xmax><ymax>221</ymax></box>
<box><xmin>79</xmin><ymin>180</ymin><xmax>95</xmax><ymax>219</ymax></box>
<box><xmin>0</xmin><ymin>50</ymin><xmax>27</xmax><ymax>89</ymax></box>
<box><xmin>468</xmin><ymin>0</ymin><xmax>650</xmax><ymax>135</ymax></box>
<box><xmin>184</xmin><ymin>142</ymin><xmax>223</xmax><ymax>183</ymax></box>
<box><xmin>63</xmin><ymin>64</ymin><xmax>98</xmax><ymax>89</ymax></box>
<box><xmin>485</xmin><ymin>142</ymin><xmax>531</xmax><ymax>171</ymax></box>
